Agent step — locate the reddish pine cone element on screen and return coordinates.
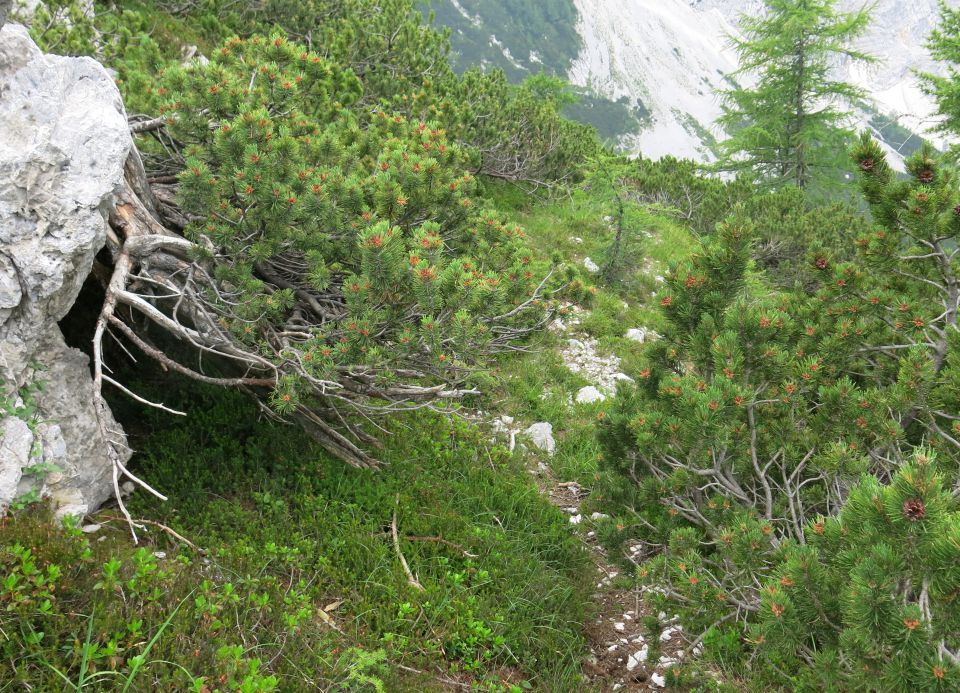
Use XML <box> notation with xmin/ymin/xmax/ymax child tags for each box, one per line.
<box><xmin>903</xmin><ymin>498</ymin><xmax>925</xmax><ymax>522</ymax></box>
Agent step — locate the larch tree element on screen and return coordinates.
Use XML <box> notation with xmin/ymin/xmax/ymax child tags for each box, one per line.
<box><xmin>920</xmin><ymin>0</ymin><xmax>960</xmax><ymax>152</ymax></box>
<box><xmin>716</xmin><ymin>0</ymin><xmax>874</xmax><ymax>190</ymax></box>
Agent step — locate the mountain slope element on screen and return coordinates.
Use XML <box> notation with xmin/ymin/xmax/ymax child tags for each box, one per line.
<box><xmin>569</xmin><ymin>0</ymin><xmax>739</xmax><ymax>160</ymax></box>
<box><xmin>430</xmin><ymin>0</ymin><xmax>948</xmax><ymax>166</ymax></box>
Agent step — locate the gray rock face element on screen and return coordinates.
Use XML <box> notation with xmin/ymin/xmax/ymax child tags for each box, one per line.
<box><xmin>0</xmin><ymin>24</ymin><xmax>132</xmax><ymax>517</ymax></box>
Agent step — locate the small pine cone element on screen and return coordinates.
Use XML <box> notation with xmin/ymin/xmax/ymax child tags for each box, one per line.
<box><xmin>903</xmin><ymin>498</ymin><xmax>925</xmax><ymax>521</ymax></box>
<box><xmin>814</xmin><ymin>257</ymin><xmax>828</xmax><ymax>270</ymax></box>
<box><xmin>953</xmin><ymin>204</ymin><xmax>960</xmax><ymax>217</ymax></box>
<box><xmin>918</xmin><ymin>169</ymin><xmax>934</xmax><ymax>183</ymax></box>
<box><xmin>859</xmin><ymin>157</ymin><xmax>875</xmax><ymax>172</ymax></box>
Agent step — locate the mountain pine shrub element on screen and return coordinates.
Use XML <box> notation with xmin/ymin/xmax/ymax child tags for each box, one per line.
<box><xmin>601</xmin><ymin>136</ymin><xmax>960</xmax><ymax>686</ymax></box>
<box><xmin>750</xmin><ymin>449</ymin><xmax>960</xmax><ymax>691</ymax></box>
<box><xmin>114</xmin><ymin>33</ymin><xmax>551</xmax><ymax>466</ymax></box>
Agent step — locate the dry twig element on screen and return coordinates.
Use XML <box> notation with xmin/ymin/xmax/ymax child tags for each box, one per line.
<box><xmin>391</xmin><ymin>495</ymin><xmax>424</xmax><ymax>591</ymax></box>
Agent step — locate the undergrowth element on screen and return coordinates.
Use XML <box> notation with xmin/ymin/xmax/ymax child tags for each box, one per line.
<box><xmin>1</xmin><ymin>381</ymin><xmax>591</xmax><ymax>691</ymax></box>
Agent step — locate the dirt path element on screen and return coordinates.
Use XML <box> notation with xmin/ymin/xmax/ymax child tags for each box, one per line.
<box><xmin>530</xmin><ymin>305</ymin><xmax>689</xmax><ymax>691</ymax></box>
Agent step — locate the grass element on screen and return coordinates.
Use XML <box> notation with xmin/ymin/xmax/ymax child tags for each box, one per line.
<box><xmin>1</xmin><ymin>177</ymin><xmax>700</xmax><ymax>693</ymax></box>
<box><xmin>1</xmin><ymin>379</ymin><xmax>593</xmax><ymax>692</ymax></box>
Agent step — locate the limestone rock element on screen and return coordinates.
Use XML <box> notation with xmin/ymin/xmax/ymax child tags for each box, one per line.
<box><xmin>559</xmin><ymin>331</ymin><xmax>624</xmax><ymax>394</ymax></box>
<box><xmin>524</xmin><ymin>422</ymin><xmax>556</xmax><ymax>455</ymax></box>
<box><xmin>0</xmin><ymin>24</ymin><xmax>132</xmax><ymax>516</ymax></box>
<box><xmin>583</xmin><ymin>257</ymin><xmax>600</xmax><ymax>273</ymax></box>
<box><xmin>575</xmin><ymin>385</ymin><xmax>606</xmax><ymax>404</ymax></box>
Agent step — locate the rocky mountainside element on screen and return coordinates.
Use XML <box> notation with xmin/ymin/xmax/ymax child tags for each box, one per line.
<box><xmin>431</xmin><ymin>0</ymin><xmax>948</xmax><ymax>166</ymax></box>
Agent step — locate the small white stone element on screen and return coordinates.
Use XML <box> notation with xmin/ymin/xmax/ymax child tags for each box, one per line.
<box><xmin>614</xmin><ymin>622</ymin><xmax>625</xmax><ymax>631</ymax></box>
<box><xmin>625</xmin><ymin>328</ymin><xmax>647</xmax><ymax>342</ymax></box>
<box><xmin>651</xmin><ymin>673</ymin><xmax>666</xmax><ymax>687</ymax></box>
<box><xmin>575</xmin><ymin>386</ymin><xmax>606</xmax><ymax>404</ymax></box>
<box><xmin>591</xmin><ymin>512</ymin><xmax>610</xmax><ymax>520</ymax></box>
<box><xmin>524</xmin><ymin>422</ymin><xmax>556</xmax><ymax>455</ymax></box>
<box><xmin>81</xmin><ymin>523</ymin><xmax>101</xmax><ymax>533</ymax></box>
<box><xmin>660</xmin><ymin>626</ymin><xmax>681</xmax><ymax>642</ymax></box>
<box><xmin>571</xmin><ymin>236</ymin><xmax>584</xmax><ymax>244</ymax></box>
<box><xmin>153</xmin><ymin>551</ymin><xmax>167</xmax><ymax>560</ymax></box>
<box><xmin>569</xmin><ymin>514</ymin><xmax>582</xmax><ymax>525</ymax></box>
<box><xmin>627</xmin><ymin>644</ymin><xmax>649</xmax><ymax>670</ymax></box>
<box><xmin>583</xmin><ymin>257</ymin><xmax>600</xmax><ymax>273</ymax></box>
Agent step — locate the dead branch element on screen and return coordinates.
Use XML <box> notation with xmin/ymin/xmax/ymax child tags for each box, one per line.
<box><xmin>392</xmin><ymin>495</ymin><xmax>424</xmax><ymax>591</ymax></box>
<box><xmin>98</xmin><ymin>514</ymin><xmax>205</xmax><ymax>554</ymax></box>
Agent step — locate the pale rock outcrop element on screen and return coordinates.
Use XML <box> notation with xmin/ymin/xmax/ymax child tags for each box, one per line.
<box><xmin>575</xmin><ymin>385</ymin><xmax>605</xmax><ymax>404</ymax></box>
<box><xmin>524</xmin><ymin>422</ymin><xmax>556</xmax><ymax>455</ymax></box>
<box><xmin>0</xmin><ymin>23</ymin><xmax>132</xmax><ymax>516</ymax></box>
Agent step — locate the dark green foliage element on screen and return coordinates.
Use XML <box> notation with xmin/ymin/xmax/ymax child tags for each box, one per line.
<box><xmin>844</xmin><ymin>136</ymin><xmax>960</xmax><ymax>472</ymax></box>
<box><xmin>600</xmin><ymin>134</ymin><xmax>960</xmax><ymax>688</ymax></box>
<box><xmin>628</xmin><ymin>156</ymin><xmax>754</xmax><ymax>236</ymax></box>
<box><xmin>427</xmin><ymin>0</ymin><xmax>581</xmax><ymax>78</ymax></box>
<box><xmin>751</xmin><ymin>450</ymin><xmax>960</xmax><ymax>691</ymax></box>
<box><xmin>740</xmin><ymin>185</ymin><xmax>868</xmax><ymax>289</ymax></box>
<box><xmin>1</xmin><ymin>381</ymin><xmax>591</xmax><ymax>690</ymax></box>
<box><xmin>451</xmin><ymin>69</ymin><xmax>599</xmax><ymax>185</ymax></box>
<box><xmin>142</xmin><ymin>33</ymin><xmax>551</xmax><ymax>463</ymax></box>
<box><xmin>600</xmin><ymin>155</ymin><xmax>867</xmax><ymax>289</ymax></box>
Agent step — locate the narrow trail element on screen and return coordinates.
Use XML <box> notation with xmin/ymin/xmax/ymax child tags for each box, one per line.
<box><xmin>492</xmin><ymin>304</ymin><xmax>690</xmax><ymax>691</ymax></box>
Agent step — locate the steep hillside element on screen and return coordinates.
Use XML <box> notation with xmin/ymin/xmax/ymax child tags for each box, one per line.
<box><xmin>431</xmin><ymin>0</ymin><xmax>947</xmax><ymax>165</ymax></box>
<box><xmin>427</xmin><ymin>0</ymin><xmax>650</xmax><ymax>143</ymax></box>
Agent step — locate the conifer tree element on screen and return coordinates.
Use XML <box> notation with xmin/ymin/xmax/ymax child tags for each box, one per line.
<box><xmin>920</xmin><ymin>1</ymin><xmax>960</xmax><ymax>152</ymax></box>
<box><xmin>90</xmin><ymin>34</ymin><xmax>551</xmax><ymax>471</ymax></box>
<box><xmin>716</xmin><ymin>0</ymin><xmax>874</xmax><ymax>190</ymax></box>
<box><xmin>753</xmin><ymin>449</ymin><xmax>960</xmax><ymax>691</ymax></box>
